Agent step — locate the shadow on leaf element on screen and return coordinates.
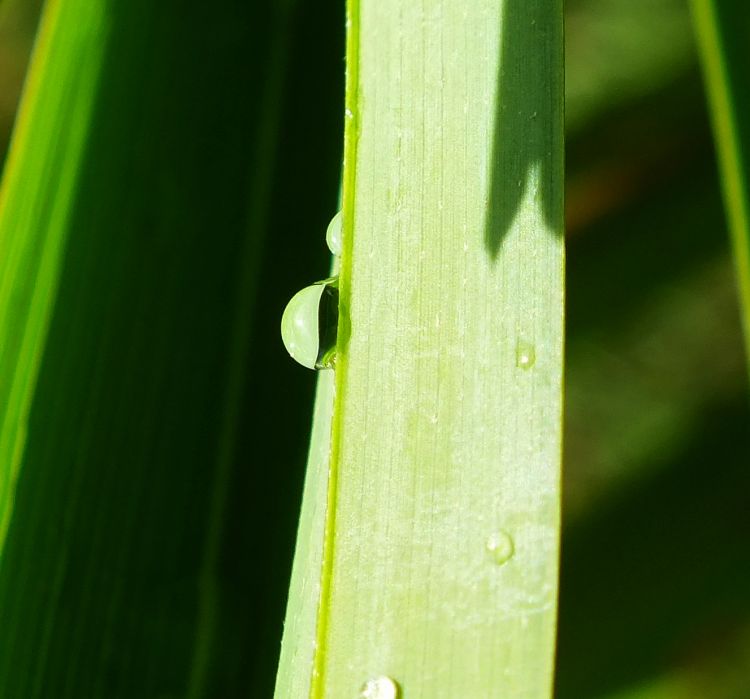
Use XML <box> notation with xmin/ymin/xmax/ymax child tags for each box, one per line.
<box><xmin>485</xmin><ymin>0</ymin><xmax>563</xmax><ymax>258</ymax></box>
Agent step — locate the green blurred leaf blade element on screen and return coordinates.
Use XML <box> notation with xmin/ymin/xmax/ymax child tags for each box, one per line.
<box><xmin>0</xmin><ymin>0</ymin><xmax>344</xmax><ymax>696</ymax></box>
<box><xmin>691</xmin><ymin>0</ymin><xmax>750</xmax><ymax>372</ymax></box>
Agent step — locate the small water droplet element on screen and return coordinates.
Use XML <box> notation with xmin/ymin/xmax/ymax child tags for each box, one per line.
<box><xmin>345</xmin><ymin>108</ymin><xmax>354</xmax><ymax>120</ymax></box>
<box><xmin>326</xmin><ymin>210</ymin><xmax>343</xmax><ymax>256</ymax></box>
<box><xmin>281</xmin><ymin>278</ymin><xmax>339</xmax><ymax>370</ymax></box>
<box><xmin>515</xmin><ymin>341</ymin><xmax>536</xmax><ymax>370</ymax></box>
<box><xmin>486</xmin><ymin>531</ymin><xmax>514</xmax><ymax>566</ymax></box>
<box><xmin>360</xmin><ymin>676</ymin><xmax>401</xmax><ymax>699</ymax></box>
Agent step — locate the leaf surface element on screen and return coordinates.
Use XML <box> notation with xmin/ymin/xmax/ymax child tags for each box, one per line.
<box><xmin>277</xmin><ymin>1</ymin><xmax>565</xmax><ymax>696</ymax></box>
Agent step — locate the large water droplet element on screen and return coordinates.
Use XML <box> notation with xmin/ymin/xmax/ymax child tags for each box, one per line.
<box><xmin>280</xmin><ymin>278</ymin><xmax>338</xmax><ymax>370</ymax></box>
<box><xmin>360</xmin><ymin>676</ymin><xmax>400</xmax><ymax>699</ymax></box>
<box><xmin>485</xmin><ymin>530</ymin><xmax>514</xmax><ymax>566</ymax></box>
<box><xmin>515</xmin><ymin>341</ymin><xmax>536</xmax><ymax>370</ymax></box>
<box><xmin>326</xmin><ymin>210</ymin><xmax>343</xmax><ymax>256</ymax></box>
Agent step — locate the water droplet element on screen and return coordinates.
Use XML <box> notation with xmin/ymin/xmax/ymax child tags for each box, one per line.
<box><xmin>360</xmin><ymin>676</ymin><xmax>401</xmax><ymax>699</ymax></box>
<box><xmin>326</xmin><ymin>210</ymin><xmax>343</xmax><ymax>256</ymax></box>
<box><xmin>281</xmin><ymin>278</ymin><xmax>338</xmax><ymax>370</ymax></box>
<box><xmin>345</xmin><ymin>108</ymin><xmax>354</xmax><ymax>120</ymax></box>
<box><xmin>515</xmin><ymin>341</ymin><xmax>536</xmax><ymax>370</ymax></box>
<box><xmin>485</xmin><ymin>531</ymin><xmax>514</xmax><ymax>566</ymax></box>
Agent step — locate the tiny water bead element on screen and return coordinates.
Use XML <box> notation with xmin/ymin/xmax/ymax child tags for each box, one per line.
<box><xmin>515</xmin><ymin>340</ymin><xmax>536</xmax><ymax>370</ymax></box>
<box><xmin>280</xmin><ymin>277</ymin><xmax>338</xmax><ymax>370</ymax></box>
<box><xmin>326</xmin><ymin>210</ymin><xmax>343</xmax><ymax>256</ymax></box>
<box><xmin>359</xmin><ymin>676</ymin><xmax>401</xmax><ymax>699</ymax></box>
<box><xmin>485</xmin><ymin>530</ymin><xmax>514</xmax><ymax>566</ymax></box>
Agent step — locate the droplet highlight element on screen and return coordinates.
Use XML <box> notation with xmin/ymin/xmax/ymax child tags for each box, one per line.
<box><xmin>515</xmin><ymin>341</ymin><xmax>536</xmax><ymax>370</ymax></box>
<box><xmin>326</xmin><ymin>210</ymin><xmax>343</xmax><ymax>256</ymax></box>
<box><xmin>360</xmin><ymin>676</ymin><xmax>400</xmax><ymax>699</ymax></box>
<box><xmin>485</xmin><ymin>531</ymin><xmax>514</xmax><ymax>566</ymax></box>
<box><xmin>280</xmin><ymin>278</ymin><xmax>338</xmax><ymax>370</ymax></box>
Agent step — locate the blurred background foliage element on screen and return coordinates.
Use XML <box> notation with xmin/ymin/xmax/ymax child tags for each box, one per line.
<box><xmin>0</xmin><ymin>0</ymin><xmax>747</xmax><ymax>697</ymax></box>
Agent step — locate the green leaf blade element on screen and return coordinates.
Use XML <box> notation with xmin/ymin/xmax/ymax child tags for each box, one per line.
<box><xmin>691</xmin><ymin>0</ymin><xmax>750</xmax><ymax>371</ymax></box>
<box><xmin>0</xmin><ymin>0</ymin><xmax>109</xmax><ymax>548</ymax></box>
<box><xmin>0</xmin><ymin>1</ymin><xmax>343</xmax><ymax>696</ymax></box>
<box><xmin>277</xmin><ymin>0</ymin><xmax>564</xmax><ymax>696</ymax></box>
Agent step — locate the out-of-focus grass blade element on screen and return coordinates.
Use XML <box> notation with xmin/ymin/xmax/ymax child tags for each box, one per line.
<box><xmin>0</xmin><ymin>0</ymin><xmax>108</xmax><ymax>549</ymax></box>
<box><xmin>0</xmin><ymin>0</ymin><xmax>45</xmax><ymax>162</ymax></box>
<box><xmin>276</xmin><ymin>0</ymin><xmax>565</xmax><ymax>696</ymax></box>
<box><xmin>691</xmin><ymin>0</ymin><xmax>750</xmax><ymax>368</ymax></box>
<box><xmin>0</xmin><ymin>0</ymin><xmax>344</xmax><ymax>696</ymax></box>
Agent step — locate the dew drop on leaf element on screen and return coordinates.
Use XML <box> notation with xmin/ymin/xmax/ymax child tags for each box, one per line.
<box><xmin>485</xmin><ymin>530</ymin><xmax>514</xmax><ymax>566</ymax></box>
<box><xmin>326</xmin><ymin>210</ymin><xmax>343</xmax><ymax>256</ymax></box>
<box><xmin>359</xmin><ymin>675</ymin><xmax>401</xmax><ymax>699</ymax></box>
<box><xmin>280</xmin><ymin>277</ymin><xmax>338</xmax><ymax>370</ymax></box>
<box><xmin>515</xmin><ymin>340</ymin><xmax>536</xmax><ymax>370</ymax></box>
